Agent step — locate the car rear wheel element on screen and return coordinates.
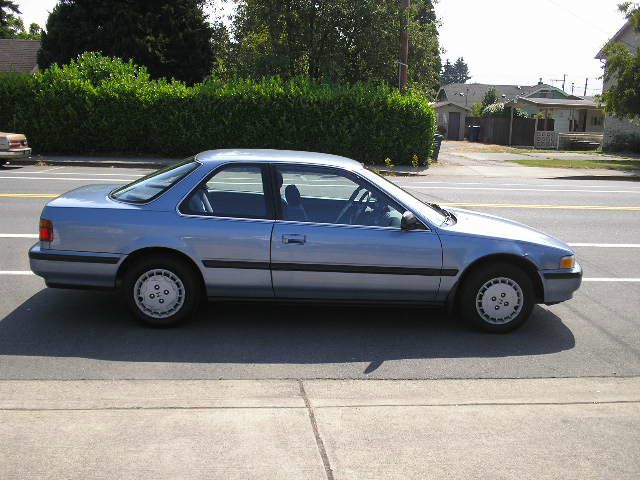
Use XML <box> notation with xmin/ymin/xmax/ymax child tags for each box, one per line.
<box><xmin>459</xmin><ymin>262</ymin><xmax>535</xmax><ymax>333</ymax></box>
<box><xmin>123</xmin><ymin>256</ymin><xmax>201</xmax><ymax>327</ymax></box>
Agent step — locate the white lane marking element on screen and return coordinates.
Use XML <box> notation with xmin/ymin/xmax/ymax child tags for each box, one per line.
<box><xmin>0</xmin><ymin>176</ymin><xmax>131</xmax><ymax>182</ymax></box>
<box><xmin>401</xmin><ymin>180</ymin><xmax>640</xmax><ymax>190</ymax></box>
<box><xmin>582</xmin><ymin>278</ymin><xmax>640</xmax><ymax>282</ymax></box>
<box><xmin>0</xmin><ymin>271</ymin><xmax>34</xmax><ymax>275</ymax></box>
<box><xmin>1</xmin><ymin>237</ymin><xmax>634</xmax><ymax>247</ymax></box>
<box><xmin>1</xmin><ymin>236</ymin><xmax>638</xmax><ymax>248</ymax></box>
<box><xmin>569</xmin><ymin>243</ymin><xmax>640</xmax><ymax>248</ymax></box>
<box><xmin>5</xmin><ymin>171</ymin><xmax>143</xmax><ymax>177</ymax></box>
<box><xmin>408</xmin><ymin>186</ymin><xmax>640</xmax><ymax>194</ymax></box>
<box><xmin>38</xmin><ymin>166</ymin><xmax>66</xmax><ymax>173</ymax></box>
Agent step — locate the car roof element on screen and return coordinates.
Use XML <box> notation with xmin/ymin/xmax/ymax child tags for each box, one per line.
<box><xmin>195</xmin><ymin>149</ymin><xmax>362</xmax><ymax>169</ymax></box>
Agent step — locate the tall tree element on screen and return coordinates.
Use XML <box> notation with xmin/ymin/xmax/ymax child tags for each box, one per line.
<box><xmin>601</xmin><ymin>3</ymin><xmax>640</xmax><ymax>119</ymax></box>
<box><xmin>38</xmin><ymin>0</ymin><xmax>219</xmax><ymax>84</ymax></box>
<box><xmin>440</xmin><ymin>57</ymin><xmax>470</xmax><ymax>85</ymax></box>
<box><xmin>482</xmin><ymin>86</ymin><xmax>498</xmax><ymax>108</ymax></box>
<box><xmin>227</xmin><ymin>0</ymin><xmax>441</xmax><ymax>93</ymax></box>
<box><xmin>453</xmin><ymin>57</ymin><xmax>470</xmax><ymax>83</ymax></box>
<box><xmin>0</xmin><ymin>0</ymin><xmax>20</xmax><ymax>38</ymax></box>
<box><xmin>24</xmin><ymin>23</ymin><xmax>43</xmax><ymax>40</ymax></box>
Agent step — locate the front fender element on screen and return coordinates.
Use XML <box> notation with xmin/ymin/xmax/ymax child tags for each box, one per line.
<box><xmin>437</xmin><ymin>233</ymin><xmax>547</xmax><ymax>303</ymax></box>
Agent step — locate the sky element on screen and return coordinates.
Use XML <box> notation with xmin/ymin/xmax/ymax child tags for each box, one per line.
<box><xmin>436</xmin><ymin>0</ymin><xmax>625</xmax><ymax>95</ymax></box>
<box><xmin>16</xmin><ymin>0</ymin><xmax>628</xmax><ymax>95</ymax></box>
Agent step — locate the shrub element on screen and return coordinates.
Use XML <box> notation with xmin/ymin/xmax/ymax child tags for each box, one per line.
<box><xmin>482</xmin><ymin>102</ymin><xmax>528</xmax><ymax>118</ymax></box>
<box><xmin>0</xmin><ymin>53</ymin><xmax>436</xmax><ymax>165</ymax></box>
<box><xmin>607</xmin><ymin>133</ymin><xmax>640</xmax><ymax>153</ymax></box>
<box><xmin>471</xmin><ymin>102</ymin><xmax>484</xmax><ymax>117</ymax></box>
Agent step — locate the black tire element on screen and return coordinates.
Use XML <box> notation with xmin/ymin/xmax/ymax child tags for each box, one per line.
<box><xmin>459</xmin><ymin>262</ymin><xmax>535</xmax><ymax>333</ymax></box>
<box><xmin>123</xmin><ymin>255</ymin><xmax>202</xmax><ymax>327</ymax></box>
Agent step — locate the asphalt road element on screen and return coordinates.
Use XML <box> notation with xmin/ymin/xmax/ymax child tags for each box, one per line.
<box><xmin>1</xmin><ymin>164</ymin><xmax>639</xmax><ymax>380</ymax></box>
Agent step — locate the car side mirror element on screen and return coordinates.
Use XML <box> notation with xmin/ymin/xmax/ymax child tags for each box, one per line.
<box><xmin>401</xmin><ymin>211</ymin><xmax>419</xmax><ymax>231</ymax></box>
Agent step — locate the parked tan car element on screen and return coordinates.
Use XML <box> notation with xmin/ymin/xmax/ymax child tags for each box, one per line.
<box><xmin>0</xmin><ymin>132</ymin><xmax>31</xmax><ymax>161</ymax></box>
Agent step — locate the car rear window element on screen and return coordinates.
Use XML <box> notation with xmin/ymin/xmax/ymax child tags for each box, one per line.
<box><xmin>110</xmin><ymin>159</ymin><xmax>199</xmax><ymax>203</ymax></box>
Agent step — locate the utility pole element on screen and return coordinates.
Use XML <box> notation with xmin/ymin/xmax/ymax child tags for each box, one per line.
<box><xmin>562</xmin><ymin>74</ymin><xmax>566</xmax><ymax>91</ymax></box>
<box><xmin>399</xmin><ymin>0</ymin><xmax>410</xmax><ymax>92</ymax></box>
<box><xmin>583</xmin><ymin>78</ymin><xmax>588</xmax><ymax>97</ymax></box>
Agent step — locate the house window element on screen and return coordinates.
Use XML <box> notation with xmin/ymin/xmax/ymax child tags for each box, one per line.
<box><xmin>592</xmin><ymin>115</ymin><xmax>603</xmax><ymax>127</ymax></box>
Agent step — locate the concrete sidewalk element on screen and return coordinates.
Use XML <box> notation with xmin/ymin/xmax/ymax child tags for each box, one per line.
<box><xmin>1</xmin><ymin>378</ymin><xmax>639</xmax><ymax>479</ymax></box>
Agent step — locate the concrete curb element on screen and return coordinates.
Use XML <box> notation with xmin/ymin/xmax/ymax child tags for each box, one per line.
<box><xmin>3</xmin><ymin>156</ymin><xmax>178</xmax><ymax>169</ymax></box>
<box><xmin>373</xmin><ymin>168</ymin><xmax>430</xmax><ymax>177</ymax></box>
<box><xmin>3</xmin><ymin>157</ymin><xmax>437</xmax><ymax>175</ymax></box>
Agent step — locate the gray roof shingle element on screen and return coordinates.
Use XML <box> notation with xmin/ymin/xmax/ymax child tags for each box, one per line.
<box><xmin>436</xmin><ymin>82</ymin><xmax>570</xmax><ymax>110</ymax></box>
<box><xmin>0</xmin><ymin>39</ymin><xmax>40</xmax><ymax>74</ymax></box>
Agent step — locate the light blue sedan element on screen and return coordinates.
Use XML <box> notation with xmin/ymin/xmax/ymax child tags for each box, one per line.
<box><xmin>29</xmin><ymin>150</ymin><xmax>582</xmax><ymax>332</ymax></box>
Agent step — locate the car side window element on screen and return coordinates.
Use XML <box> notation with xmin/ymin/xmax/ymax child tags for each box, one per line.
<box><xmin>275</xmin><ymin>165</ymin><xmax>404</xmax><ymax>228</ymax></box>
<box><xmin>181</xmin><ymin>165</ymin><xmax>270</xmax><ymax>220</ymax></box>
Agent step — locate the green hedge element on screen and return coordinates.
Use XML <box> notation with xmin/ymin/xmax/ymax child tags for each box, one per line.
<box><xmin>0</xmin><ymin>53</ymin><xmax>436</xmax><ymax>165</ymax></box>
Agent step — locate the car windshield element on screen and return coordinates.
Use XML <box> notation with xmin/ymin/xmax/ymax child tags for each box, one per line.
<box><xmin>110</xmin><ymin>158</ymin><xmax>199</xmax><ymax>203</ymax></box>
<box><xmin>360</xmin><ymin>168</ymin><xmax>448</xmax><ymax>226</ymax></box>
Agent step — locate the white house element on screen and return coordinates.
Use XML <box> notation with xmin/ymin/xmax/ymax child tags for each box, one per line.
<box><xmin>596</xmin><ymin>19</ymin><xmax>640</xmax><ymax>152</ymax></box>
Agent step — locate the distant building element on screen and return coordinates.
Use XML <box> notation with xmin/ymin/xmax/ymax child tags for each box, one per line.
<box><xmin>435</xmin><ymin>82</ymin><xmax>603</xmax><ymax>143</ymax></box>
<box><xmin>596</xmin><ymin>20</ymin><xmax>640</xmax><ymax>151</ymax></box>
<box><xmin>0</xmin><ymin>39</ymin><xmax>40</xmax><ymax>74</ymax></box>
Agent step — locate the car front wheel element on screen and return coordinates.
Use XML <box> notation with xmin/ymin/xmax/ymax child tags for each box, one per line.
<box><xmin>459</xmin><ymin>263</ymin><xmax>535</xmax><ymax>333</ymax></box>
<box><xmin>123</xmin><ymin>256</ymin><xmax>201</xmax><ymax>327</ymax></box>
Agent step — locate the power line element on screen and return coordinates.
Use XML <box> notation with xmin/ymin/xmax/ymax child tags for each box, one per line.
<box><xmin>543</xmin><ymin>0</ymin><xmax>637</xmax><ymax>51</ymax></box>
<box><xmin>541</xmin><ymin>0</ymin><xmax>611</xmax><ymax>35</ymax></box>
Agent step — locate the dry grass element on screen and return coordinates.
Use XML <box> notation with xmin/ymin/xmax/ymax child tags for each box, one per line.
<box><xmin>443</xmin><ymin>141</ymin><xmax>518</xmax><ymax>153</ymax></box>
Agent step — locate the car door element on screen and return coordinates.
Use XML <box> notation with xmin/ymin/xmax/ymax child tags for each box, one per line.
<box><xmin>270</xmin><ymin>164</ymin><xmax>443</xmax><ymax>301</ymax></box>
<box><xmin>178</xmin><ymin>164</ymin><xmax>275</xmax><ymax>298</ymax></box>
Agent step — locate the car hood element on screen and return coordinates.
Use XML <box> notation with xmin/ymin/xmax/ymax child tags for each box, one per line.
<box><xmin>437</xmin><ymin>207</ymin><xmax>572</xmax><ymax>252</ymax></box>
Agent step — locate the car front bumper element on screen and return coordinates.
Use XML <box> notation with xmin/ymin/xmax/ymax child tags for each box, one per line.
<box><xmin>0</xmin><ymin>148</ymin><xmax>32</xmax><ymax>159</ymax></box>
<box><xmin>539</xmin><ymin>262</ymin><xmax>583</xmax><ymax>305</ymax></box>
<box><xmin>29</xmin><ymin>243</ymin><xmax>123</xmax><ymax>290</ymax></box>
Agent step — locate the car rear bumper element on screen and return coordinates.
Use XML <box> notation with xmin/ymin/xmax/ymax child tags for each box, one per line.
<box><xmin>29</xmin><ymin>243</ymin><xmax>123</xmax><ymax>289</ymax></box>
<box><xmin>540</xmin><ymin>263</ymin><xmax>583</xmax><ymax>305</ymax></box>
<box><xmin>0</xmin><ymin>148</ymin><xmax>31</xmax><ymax>159</ymax></box>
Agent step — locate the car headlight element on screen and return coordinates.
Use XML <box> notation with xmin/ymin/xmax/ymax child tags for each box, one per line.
<box><xmin>559</xmin><ymin>255</ymin><xmax>576</xmax><ymax>269</ymax></box>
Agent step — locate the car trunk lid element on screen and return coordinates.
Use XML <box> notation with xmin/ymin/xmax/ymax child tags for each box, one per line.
<box><xmin>45</xmin><ymin>184</ymin><xmax>136</xmax><ymax>209</ymax></box>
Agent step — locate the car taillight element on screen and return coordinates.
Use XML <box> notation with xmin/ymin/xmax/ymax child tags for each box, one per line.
<box><xmin>9</xmin><ymin>141</ymin><xmax>20</xmax><ymax>149</ymax></box>
<box><xmin>39</xmin><ymin>218</ymin><xmax>53</xmax><ymax>242</ymax></box>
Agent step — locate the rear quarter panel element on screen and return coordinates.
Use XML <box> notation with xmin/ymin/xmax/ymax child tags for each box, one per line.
<box><xmin>44</xmin><ymin>205</ymin><xmax>203</xmax><ymax>260</ymax></box>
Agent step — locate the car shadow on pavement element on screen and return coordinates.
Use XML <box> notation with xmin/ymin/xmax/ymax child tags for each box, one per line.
<box><xmin>0</xmin><ymin>289</ymin><xmax>575</xmax><ymax>371</ymax></box>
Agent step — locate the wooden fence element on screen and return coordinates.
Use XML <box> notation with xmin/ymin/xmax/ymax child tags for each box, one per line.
<box><xmin>464</xmin><ymin>117</ymin><xmax>555</xmax><ymax>146</ymax></box>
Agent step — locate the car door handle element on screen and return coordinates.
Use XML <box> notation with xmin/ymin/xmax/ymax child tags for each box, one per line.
<box><xmin>282</xmin><ymin>234</ymin><xmax>306</xmax><ymax>245</ymax></box>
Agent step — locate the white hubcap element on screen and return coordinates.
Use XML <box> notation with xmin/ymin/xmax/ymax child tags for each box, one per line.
<box><xmin>134</xmin><ymin>269</ymin><xmax>185</xmax><ymax>319</ymax></box>
<box><xmin>475</xmin><ymin>277</ymin><xmax>523</xmax><ymax>325</ymax></box>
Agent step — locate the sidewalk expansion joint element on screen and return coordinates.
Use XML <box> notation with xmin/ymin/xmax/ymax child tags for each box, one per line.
<box><xmin>1</xmin><ymin>400</ymin><xmax>638</xmax><ymax>412</ymax></box>
<box><xmin>299</xmin><ymin>380</ymin><xmax>335</xmax><ymax>480</ymax></box>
